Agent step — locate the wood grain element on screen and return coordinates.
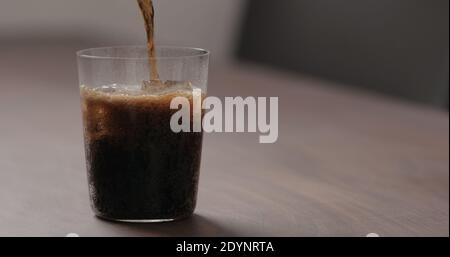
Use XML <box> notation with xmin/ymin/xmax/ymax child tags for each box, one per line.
<box><xmin>0</xmin><ymin>46</ymin><xmax>448</xmax><ymax>236</ymax></box>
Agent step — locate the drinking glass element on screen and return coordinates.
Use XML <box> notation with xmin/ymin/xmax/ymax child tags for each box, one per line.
<box><xmin>77</xmin><ymin>46</ymin><xmax>209</xmax><ymax>222</ymax></box>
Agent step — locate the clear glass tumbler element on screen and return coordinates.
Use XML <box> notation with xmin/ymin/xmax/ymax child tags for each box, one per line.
<box><xmin>76</xmin><ymin>46</ymin><xmax>209</xmax><ymax>222</ymax></box>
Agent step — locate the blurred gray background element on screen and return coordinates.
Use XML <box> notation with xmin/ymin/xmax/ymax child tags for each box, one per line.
<box><xmin>0</xmin><ymin>0</ymin><xmax>449</xmax><ymax>108</ymax></box>
<box><xmin>0</xmin><ymin>0</ymin><xmax>245</xmax><ymax>62</ymax></box>
<box><xmin>238</xmin><ymin>0</ymin><xmax>449</xmax><ymax>108</ymax></box>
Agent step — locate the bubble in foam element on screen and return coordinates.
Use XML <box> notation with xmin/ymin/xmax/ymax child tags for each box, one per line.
<box><xmin>96</xmin><ymin>85</ymin><xmax>118</xmax><ymax>93</ymax></box>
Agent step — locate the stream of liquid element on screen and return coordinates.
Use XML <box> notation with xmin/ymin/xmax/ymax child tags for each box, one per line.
<box><xmin>137</xmin><ymin>0</ymin><xmax>160</xmax><ymax>81</ymax></box>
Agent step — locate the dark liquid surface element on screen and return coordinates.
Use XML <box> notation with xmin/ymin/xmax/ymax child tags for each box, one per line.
<box><xmin>81</xmin><ymin>85</ymin><xmax>203</xmax><ymax>220</ymax></box>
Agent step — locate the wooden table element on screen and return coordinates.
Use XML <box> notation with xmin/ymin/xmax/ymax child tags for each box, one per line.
<box><xmin>0</xmin><ymin>46</ymin><xmax>448</xmax><ymax>236</ymax></box>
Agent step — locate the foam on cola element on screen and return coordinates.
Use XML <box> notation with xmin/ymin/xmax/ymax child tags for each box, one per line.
<box><xmin>81</xmin><ymin>83</ymin><xmax>204</xmax><ymax>220</ymax></box>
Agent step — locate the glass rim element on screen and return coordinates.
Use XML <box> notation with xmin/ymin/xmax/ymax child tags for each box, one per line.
<box><xmin>76</xmin><ymin>45</ymin><xmax>210</xmax><ymax>60</ymax></box>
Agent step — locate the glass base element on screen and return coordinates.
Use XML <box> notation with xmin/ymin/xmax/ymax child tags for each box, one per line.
<box><xmin>95</xmin><ymin>213</ymin><xmax>191</xmax><ymax>223</ymax></box>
